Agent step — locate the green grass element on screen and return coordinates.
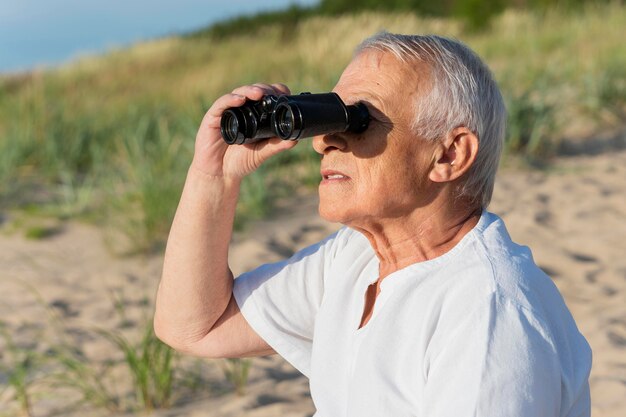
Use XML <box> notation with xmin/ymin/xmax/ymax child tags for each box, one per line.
<box><xmin>0</xmin><ymin>3</ymin><xmax>625</xmax><ymax>251</ymax></box>
<box><xmin>0</xmin><ymin>322</ymin><xmax>38</xmax><ymax>417</ymax></box>
<box><xmin>188</xmin><ymin>0</ymin><xmax>611</xmax><ymax>37</ymax></box>
<box><xmin>11</xmin><ymin>288</ymin><xmax>190</xmax><ymax>413</ymax></box>
<box><xmin>504</xmin><ymin>85</ymin><xmax>557</xmax><ymax>158</ymax></box>
<box><xmin>24</xmin><ymin>225</ymin><xmax>62</xmax><ymax>239</ymax></box>
<box><xmin>50</xmin><ymin>325</ymin><xmax>175</xmax><ymax>413</ymax></box>
<box><xmin>51</xmin><ymin>347</ymin><xmax>121</xmax><ymax>412</ymax></box>
<box><xmin>45</xmin><ymin>287</ymin><xmax>178</xmax><ymax>412</ymax></box>
<box><xmin>97</xmin><ymin>324</ymin><xmax>175</xmax><ymax>411</ymax></box>
<box><xmin>220</xmin><ymin>358</ymin><xmax>252</xmax><ymax>396</ymax></box>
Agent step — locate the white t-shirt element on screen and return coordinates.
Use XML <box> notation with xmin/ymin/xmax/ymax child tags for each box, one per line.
<box><xmin>233</xmin><ymin>211</ymin><xmax>592</xmax><ymax>417</ymax></box>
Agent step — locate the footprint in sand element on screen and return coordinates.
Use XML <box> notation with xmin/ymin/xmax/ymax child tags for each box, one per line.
<box><xmin>290</xmin><ymin>224</ymin><xmax>326</xmax><ymax>245</ymax></box>
<box><xmin>538</xmin><ymin>264</ymin><xmax>560</xmax><ymax>279</ymax></box>
<box><xmin>49</xmin><ymin>299</ymin><xmax>79</xmax><ymax>318</ymax></box>
<box><xmin>607</xmin><ymin>331</ymin><xmax>626</xmax><ymax>348</ymax></box>
<box><xmin>534</xmin><ymin>210</ymin><xmax>553</xmax><ymax>226</ymax></box>
<box><xmin>257</xmin><ymin>394</ymin><xmax>289</xmax><ymax>406</ymax></box>
<box><xmin>533</xmin><ymin>194</ymin><xmax>553</xmax><ymax>227</ymax></box>
<box><xmin>266</xmin><ymin>238</ymin><xmax>295</xmax><ymax>258</ymax></box>
<box><xmin>602</xmin><ymin>286</ymin><xmax>618</xmax><ymax>296</ymax></box>
<box><xmin>585</xmin><ymin>267</ymin><xmax>603</xmax><ymax>284</ymax></box>
<box><xmin>265</xmin><ymin>367</ymin><xmax>302</xmax><ymax>382</ymax></box>
<box><xmin>567</xmin><ymin>251</ymin><xmax>599</xmax><ymax>264</ymax></box>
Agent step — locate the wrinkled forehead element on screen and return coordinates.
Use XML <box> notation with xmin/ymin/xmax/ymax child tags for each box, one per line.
<box><xmin>333</xmin><ymin>49</ymin><xmax>431</xmax><ymax>107</ymax></box>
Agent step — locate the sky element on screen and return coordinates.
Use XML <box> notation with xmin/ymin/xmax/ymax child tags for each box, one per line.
<box><xmin>0</xmin><ymin>0</ymin><xmax>318</xmax><ymax>74</ymax></box>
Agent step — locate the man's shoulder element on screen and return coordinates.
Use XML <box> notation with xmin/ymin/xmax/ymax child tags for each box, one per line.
<box><xmin>425</xmin><ymin>211</ymin><xmax>543</xmax><ymax>299</ymax></box>
<box><xmin>421</xmin><ymin>211</ymin><xmax>575</xmax><ymax>341</ymax></box>
<box><xmin>470</xmin><ymin>211</ymin><xmax>559</xmax><ymax>311</ymax></box>
<box><xmin>463</xmin><ymin>212</ymin><xmax>563</xmax><ymax>311</ymax></box>
<box><xmin>467</xmin><ymin>212</ymin><xmax>590</xmax><ymax>358</ymax></box>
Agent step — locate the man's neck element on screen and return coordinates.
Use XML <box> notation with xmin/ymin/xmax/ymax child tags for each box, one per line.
<box><xmin>351</xmin><ymin>199</ymin><xmax>482</xmax><ymax>280</ymax></box>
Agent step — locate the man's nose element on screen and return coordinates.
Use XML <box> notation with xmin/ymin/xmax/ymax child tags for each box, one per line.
<box><xmin>312</xmin><ymin>133</ymin><xmax>348</xmax><ymax>155</ymax></box>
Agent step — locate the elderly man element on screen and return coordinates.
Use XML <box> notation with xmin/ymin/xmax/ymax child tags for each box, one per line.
<box><xmin>154</xmin><ymin>33</ymin><xmax>591</xmax><ymax>416</ymax></box>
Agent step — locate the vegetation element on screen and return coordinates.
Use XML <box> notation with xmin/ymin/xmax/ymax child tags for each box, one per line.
<box><xmin>98</xmin><ymin>324</ymin><xmax>175</xmax><ymax>410</ymax></box>
<box><xmin>0</xmin><ymin>3</ymin><xmax>625</xmax><ymax>253</ymax></box>
<box><xmin>0</xmin><ymin>321</ymin><xmax>39</xmax><ymax>417</ymax></box>
<box><xmin>49</xmin><ymin>323</ymin><xmax>176</xmax><ymax>413</ymax></box>
<box><xmin>192</xmin><ymin>0</ymin><xmax>617</xmax><ymax>36</ymax></box>
<box><xmin>0</xmin><ymin>2</ymin><xmax>624</xmax><ymax>414</ymax></box>
<box><xmin>220</xmin><ymin>358</ymin><xmax>252</xmax><ymax>396</ymax></box>
<box><xmin>52</xmin><ymin>346</ymin><xmax>121</xmax><ymax>412</ymax></box>
<box><xmin>0</xmin><ymin>289</ymin><xmax>215</xmax><ymax>415</ymax></box>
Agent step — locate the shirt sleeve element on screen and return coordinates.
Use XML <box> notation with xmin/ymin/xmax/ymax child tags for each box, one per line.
<box><xmin>232</xmin><ymin>228</ymin><xmax>347</xmax><ymax>378</ymax></box>
<box><xmin>423</xmin><ymin>292</ymin><xmax>571</xmax><ymax>417</ymax></box>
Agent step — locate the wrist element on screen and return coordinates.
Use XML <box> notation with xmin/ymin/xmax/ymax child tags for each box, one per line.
<box><xmin>187</xmin><ymin>160</ymin><xmax>242</xmax><ymax>186</ymax></box>
<box><xmin>184</xmin><ymin>164</ymin><xmax>242</xmax><ymax>207</ymax></box>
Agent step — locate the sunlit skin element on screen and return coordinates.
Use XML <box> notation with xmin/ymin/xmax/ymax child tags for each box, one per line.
<box><xmin>312</xmin><ymin>51</ymin><xmax>481</xmax><ymax>327</ymax></box>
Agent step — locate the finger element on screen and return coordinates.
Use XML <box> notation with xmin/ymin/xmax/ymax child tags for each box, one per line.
<box><xmin>203</xmin><ymin>83</ymin><xmax>291</xmax><ymax>130</ymax></box>
<box><xmin>252</xmin><ymin>83</ymin><xmax>277</xmax><ymax>93</ymax></box>
<box><xmin>205</xmin><ymin>93</ymin><xmax>247</xmax><ymax>119</ymax></box>
<box><xmin>202</xmin><ymin>95</ymin><xmax>249</xmax><ymax>131</ymax></box>
<box><xmin>204</xmin><ymin>85</ymin><xmax>267</xmax><ymax>129</ymax></box>
<box><xmin>231</xmin><ymin>85</ymin><xmax>268</xmax><ymax>100</ymax></box>
<box><xmin>247</xmin><ymin>137</ymin><xmax>299</xmax><ymax>162</ymax></box>
<box><xmin>271</xmin><ymin>83</ymin><xmax>291</xmax><ymax>95</ymax></box>
<box><xmin>254</xmin><ymin>82</ymin><xmax>290</xmax><ymax>96</ymax></box>
<box><xmin>229</xmin><ymin>83</ymin><xmax>289</xmax><ymax>101</ymax></box>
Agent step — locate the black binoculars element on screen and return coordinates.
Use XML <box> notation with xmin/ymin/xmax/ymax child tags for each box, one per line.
<box><xmin>220</xmin><ymin>92</ymin><xmax>370</xmax><ymax>145</ymax></box>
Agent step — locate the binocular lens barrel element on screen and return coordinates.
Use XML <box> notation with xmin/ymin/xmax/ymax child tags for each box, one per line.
<box><xmin>274</xmin><ymin>105</ymin><xmax>296</xmax><ymax>139</ymax></box>
<box><xmin>220</xmin><ymin>92</ymin><xmax>369</xmax><ymax>145</ymax></box>
<box><xmin>220</xmin><ymin>96</ymin><xmax>277</xmax><ymax>145</ymax></box>
<box><xmin>221</xmin><ymin>110</ymin><xmax>245</xmax><ymax>145</ymax></box>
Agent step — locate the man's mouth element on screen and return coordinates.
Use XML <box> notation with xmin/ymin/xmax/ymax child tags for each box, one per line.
<box><xmin>321</xmin><ymin>170</ymin><xmax>350</xmax><ymax>182</ymax></box>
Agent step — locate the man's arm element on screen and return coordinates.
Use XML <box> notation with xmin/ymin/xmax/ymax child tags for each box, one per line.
<box><xmin>153</xmin><ymin>83</ymin><xmax>296</xmax><ymax>358</ymax></box>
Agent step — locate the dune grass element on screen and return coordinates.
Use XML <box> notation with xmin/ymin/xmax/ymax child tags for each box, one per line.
<box><xmin>220</xmin><ymin>358</ymin><xmax>252</xmax><ymax>397</ymax></box>
<box><xmin>0</xmin><ymin>286</ymin><xmax>206</xmax><ymax>414</ymax></box>
<box><xmin>48</xmin><ymin>323</ymin><xmax>176</xmax><ymax>413</ymax></box>
<box><xmin>97</xmin><ymin>324</ymin><xmax>175</xmax><ymax>411</ymax></box>
<box><xmin>0</xmin><ymin>4</ymin><xmax>625</xmax><ymax>251</ymax></box>
<box><xmin>0</xmin><ymin>321</ymin><xmax>38</xmax><ymax>417</ymax></box>
<box><xmin>0</xmin><ymin>3</ymin><xmax>624</xmax><ymax>414</ymax></box>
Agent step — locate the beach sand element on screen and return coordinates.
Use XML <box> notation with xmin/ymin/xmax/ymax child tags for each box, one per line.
<box><xmin>1</xmin><ymin>138</ymin><xmax>624</xmax><ymax>416</ymax></box>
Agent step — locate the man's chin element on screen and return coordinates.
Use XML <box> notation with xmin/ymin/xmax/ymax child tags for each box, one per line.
<box><xmin>317</xmin><ymin>202</ymin><xmax>345</xmax><ymax>224</ymax></box>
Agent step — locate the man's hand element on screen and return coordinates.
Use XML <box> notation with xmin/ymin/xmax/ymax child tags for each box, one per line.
<box><xmin>191</xmin><ymin>83</ymin><xmax>298</xmax><ymax>179</ymax></box>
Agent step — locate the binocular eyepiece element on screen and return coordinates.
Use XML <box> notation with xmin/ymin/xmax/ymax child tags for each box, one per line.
<box><xmin>220</xmin><ymin>92</ymin><xmax>370</xmax><ymax>145</ymax></box>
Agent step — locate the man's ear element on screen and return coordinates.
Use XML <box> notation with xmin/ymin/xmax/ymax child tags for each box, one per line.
<box><xmin>429</xmin><ymin>127</ymin><xmax>479</xmax><ymax>183</ymax></box>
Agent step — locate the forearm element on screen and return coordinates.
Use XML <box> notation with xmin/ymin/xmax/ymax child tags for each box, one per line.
<box><xmin>154</xmin><ymin>165</ymin><xmax>241</xmax><ymax>349</ymax></box>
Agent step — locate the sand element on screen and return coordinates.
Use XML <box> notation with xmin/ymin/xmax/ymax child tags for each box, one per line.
<box><xmin>0</xmin><ymin>138</ymin><xmax>624</xmax><ymax>416</ymax></box>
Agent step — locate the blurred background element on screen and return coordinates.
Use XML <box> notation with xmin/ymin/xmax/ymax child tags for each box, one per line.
<box><xmin>0</xmin><ymin>1</ymin><xmax>624</xmax><ymax>416</ymax></box>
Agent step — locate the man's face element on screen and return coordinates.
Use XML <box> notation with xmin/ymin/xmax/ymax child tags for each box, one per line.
<box><xmin>313</xmin><ymin>50</ymin><xmax>440</xmax><ymax>226</ymax></box>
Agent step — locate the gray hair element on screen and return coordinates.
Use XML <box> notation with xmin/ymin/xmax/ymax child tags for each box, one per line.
<box><xmin>355</xmin><ymin>33</ymin><xmax>506</xmax><ymax>208</ymax></box>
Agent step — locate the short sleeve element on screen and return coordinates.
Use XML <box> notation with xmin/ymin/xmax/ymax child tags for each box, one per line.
<box><xmin>423</xmin><ymin>293</ymin><xmax>575</xmax><ymax>417</ymax></box>
<box><xmin>233</xmin><ymin>228</ymin><xmax>348</xmax><ymax>377</ymax></box>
